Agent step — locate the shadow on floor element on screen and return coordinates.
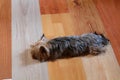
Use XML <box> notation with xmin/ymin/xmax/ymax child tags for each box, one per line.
<box><xmin>20</xmin><ymin>49</ymin><xmax>40</xmax><ymax>67</ymax></box>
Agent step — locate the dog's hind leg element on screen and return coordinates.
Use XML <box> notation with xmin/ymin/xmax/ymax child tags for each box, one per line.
<box><xmin>89</xmin><ymin>46</ymin><xmax>105</xmax><ymax>55</ymax></box>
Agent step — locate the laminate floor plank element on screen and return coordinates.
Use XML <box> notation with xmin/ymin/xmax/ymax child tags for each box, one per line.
<box><xmin>94</xmin><ymin>0</ymin><xmax>120</xmax><ymax>64</ymax></box>
<box><xmin>40</xmin><ymin>0</ymin><xmax>68</xmax><ymax>14</ymax></box>
<box><xmin>40</xmin><ymin>0</ymin><xmax>120</xmax><ymax>80</ymax></box>
<box><xmin>12</xmin><ymin>0</ymin><xmax>49</xmax><ymax>80</ymax></box>
<box><xmin>0</xmin><ymin>0</ymin><xmax>11</xmax><ymax>79</ymax></box>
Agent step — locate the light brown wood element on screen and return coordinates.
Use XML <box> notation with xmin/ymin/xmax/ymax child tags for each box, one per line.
<box><xmin>41</xmin><ymin>13</ymin><xmax>87</xmax><ymax>80</ymax></box>
<box><xmin>40</xmin><ymin>0</ymin><xmax>68</xmax><ymax>14</ymax></box>
<box><xmin>48</xmin><ymin>59</ymin><xmax>86</xmax><ymax>80</ymax></box>
<box><xmin>67</xmin><ymin>0</ymin><xmax>106</xmax><ymax>34</ymax></box>
<box><xmin>94</xmin><ymin>0</ymin><xmax>120</xmax><ymax>64</ymax></box>
<box><xmin>0</xmin><ymin>0</ymin><xmax>11</xmax><ymax>79</ymax></box>
<box><xmin>12</xmin><ymin>0</ymin><xmax>49</xmax><ymax>80</ymax></box>
<box><xmin>82</xmin><ymin>45</ymin><xmax>120</xmax><ymax>80</ymax></box>
<box><xmin>41</xmin><ymin>14</ymin><xmax>75</xmax><ymax>38</ymax></box>
<box><xmin>40</xmin><ymin>0</ymin><xmax>120</xmax><ymax>80</ymax></box>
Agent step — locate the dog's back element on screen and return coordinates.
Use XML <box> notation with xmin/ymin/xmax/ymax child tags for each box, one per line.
<box><xmin>31</xmin><ymin>33</ymin><xmax>109</xmax><ymax>62</ymax></box>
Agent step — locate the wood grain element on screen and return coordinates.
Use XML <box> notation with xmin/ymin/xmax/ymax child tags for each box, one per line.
<box><xmin>40</xmin><ymin>0</ymin><xmax>69</xmax><ymax>14</ymax></box>
<box><xmin>40</xmin><ymin>0</ymin><xmax>120</xmax><ymax>80</ymax></box>
<box><xmin>48</xmin><ymin>59</ymin><xmax>86</xmax><ymax>80</ymax></box>
<box><xmin>67</xmin><ymin>0</ymin><xmax>106</xmax><ymax>35</ymax></box>
<box><xmin>82</xmin><ymin>45</ymin><xmax>120</xmax><ymax>80</ymax></box>
<box><xmin>41</xmin><ymin>13</ymin><xmax>86</xmax><ymax>80</ymax></box>
<box><xmin>12</xmin><ymin>0</ymin><xmax>49</xmax><ymax>80</ymax></box>
<box><xmin>94</xmin><ymin>0</ymin><xmax>120</xmax><ymax>64</ymax></box>
<box><xmin>0</xmin><ymin>0</ymin><xmax>11</xmax><ymax>79</ymax></box>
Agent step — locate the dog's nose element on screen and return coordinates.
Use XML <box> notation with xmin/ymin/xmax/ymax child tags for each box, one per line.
<box><xmin>31</xmin><ymin>50</ymin><xmax>38</xmax><ymax>59</ymax></box>
<box><xmin>32</xmin><ymin>54</ymin><xmax>37</xmax><ymax>59</ymax></box>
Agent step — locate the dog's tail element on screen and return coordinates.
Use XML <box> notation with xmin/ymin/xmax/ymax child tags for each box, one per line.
<box><xmin>100</xmin><ymin>34</ymin><xmax>109</xmax><ymax>46</ymax></box>
<box><xmin>94</xmin><ymin>32</ymin><xmax>109</xmax><ymax>45</ymax></box>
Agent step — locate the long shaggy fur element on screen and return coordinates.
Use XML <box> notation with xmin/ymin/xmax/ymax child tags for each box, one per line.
<box><xmin>31</xmin><ymin>32</ymin><xmax>109</xmax><ymax>62</ymax></box>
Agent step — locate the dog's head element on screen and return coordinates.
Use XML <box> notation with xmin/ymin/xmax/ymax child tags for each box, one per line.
<box><xmin>31</xmin><ymin>34</ymin><xmax>50</xmax><ymax>62</ymax></box>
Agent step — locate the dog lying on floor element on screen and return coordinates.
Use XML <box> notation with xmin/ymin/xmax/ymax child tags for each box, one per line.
<box><xmin>31</xmin><ymin>32</ymin><xmax>109</xmax><ymax>62</ymax></box>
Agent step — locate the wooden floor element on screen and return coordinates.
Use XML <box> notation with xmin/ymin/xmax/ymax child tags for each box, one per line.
<box><xmin>0</xmin><ymin>0</ymin><xmax>120</xmax><ymax>80</ymax></box>
<box><xmin>40</xmin><ymin>0</ymin><xmax>120</xmax><ymax>80</ymax></box>
<box><xmin>0</xmin><ymin>0</ymin><xmax>11</xmax><ymax>80</ymax></box>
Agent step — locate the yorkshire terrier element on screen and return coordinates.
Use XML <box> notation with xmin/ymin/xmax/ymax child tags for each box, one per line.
<box><xmin>31</xmin><ymin>32</ymin><xmax>109</xmax><ymax>62</ymax></box>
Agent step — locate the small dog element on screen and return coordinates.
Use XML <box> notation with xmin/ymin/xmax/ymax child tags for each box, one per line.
<box><xmin>31</xmin><ymin>32</ymin><xmax>109</xmax><ymax>62</ymax></box>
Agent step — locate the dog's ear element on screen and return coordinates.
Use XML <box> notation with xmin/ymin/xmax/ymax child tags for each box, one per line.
<box><xmin>39</xmin><ymin>46</ymin><xmax>50</xmax><ymax>57</ymax></box>
<box><xmin>40</xmin><ymin>34</ymin><xmax>45</xmax><ymax>40</ymax></box>
<box><xmin>40</xmin><ymin>34</ymin><xmax>48</xmax><ymax>42</ymax></box>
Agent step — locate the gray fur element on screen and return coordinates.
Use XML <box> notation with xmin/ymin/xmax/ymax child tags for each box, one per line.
<box><xmin>31</xmin><ymin>33</ymin><xmax>109</xmax><ymax>62</ymax></box>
